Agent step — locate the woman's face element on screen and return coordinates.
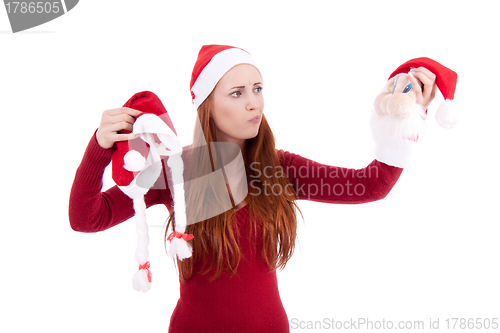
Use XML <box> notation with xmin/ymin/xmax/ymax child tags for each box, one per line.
<box><xmin>211</xmin><ymin>64</ymin><xmax>264</xmax><ymax>148</ymax></box>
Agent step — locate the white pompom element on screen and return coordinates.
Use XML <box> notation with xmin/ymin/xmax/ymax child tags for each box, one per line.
<box><xmin>435</xmin><ymin>99</ymin><xmax>459</xmax><ymax>129</ymax></box>
<box><xmin>124</xmin><ymin>150</ymin><xmax>146</xmax><ymax>172</ymax></box>
<box><xmin>167</xmin><ymin>237</ymin><xmax>193</xmax><ymax>261</ymax></box>
<box><xmin>132</xmin><ymin>269</ymin><xmax>151</xmax><ymax>293</ymax></box>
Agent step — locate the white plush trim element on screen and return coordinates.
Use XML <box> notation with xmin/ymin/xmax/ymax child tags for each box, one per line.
<box><xmin>191</xmin><ymin>48</ymin><xmax>259</xmax><ymax>109</ymax></box>
<box><xmin>370</xmin><ymin>104</ymin><xmax>427</xmax><ymax>168</ymax></box>
<box><xmin>119</xmin><ymin>114</ymin><xmax>183</xmax><ymax>199</ymax></box>
<box><xmin>134</xmin><ymin>114</ymin><xmax>182</xmax><ymax>154</ymax></box>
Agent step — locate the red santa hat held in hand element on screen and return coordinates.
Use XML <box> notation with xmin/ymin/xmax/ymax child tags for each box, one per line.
<box><xmin>112</xmin><ymin>91</ymin><xmax>191</xmax><ymax>292</ymax></box>
<box><xmin>388</xmin><ymin>57</ymin><xmax>459</xmax><ymax>129</ymax></box>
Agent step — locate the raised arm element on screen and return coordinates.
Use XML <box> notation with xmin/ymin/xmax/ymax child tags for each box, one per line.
<box><xmin>278</xmin><ymin>151</ymin><xmax>402</xmax><ymax>204</ymax></box>
<box><xmin>277</xmin><ymin>65</ymin><xmax>438</xmax><ymax>204</ymax></box>
<box><xmin>68</xmin><ymin>132</ymin><xmax>170</xmax><ymax>232</ymax></box>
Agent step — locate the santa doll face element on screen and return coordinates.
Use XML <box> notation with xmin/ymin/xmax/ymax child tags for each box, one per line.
<box><xmin>211</xmin><ymin>64</ymin><xmax>264</xmax><ymax>148</ymax></box>
<box><xmin>374</xmin><ymin>73</ymin><xmax>424</xmax><ymax>118</ymax></box>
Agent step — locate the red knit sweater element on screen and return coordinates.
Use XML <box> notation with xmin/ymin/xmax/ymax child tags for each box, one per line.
<box><xmin>69</xmin><ymin>134</ymin><xmax>403</xmax><ymax>332</ymax></box>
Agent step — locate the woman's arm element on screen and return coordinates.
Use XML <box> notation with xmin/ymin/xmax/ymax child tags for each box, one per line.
<box><xmin>278</xmin><ymin>150</ymin><xmax>402</xmax><ymax>204</ymax></box>
<box><xmin>68</xmin><ymin>132</ymin><xmax>170</xmax><ymax>232</ymax></box>
<box><xmin>276</xmin><ymin>67</ymin><xmax>437</xmax><ymax>204</ymax></box>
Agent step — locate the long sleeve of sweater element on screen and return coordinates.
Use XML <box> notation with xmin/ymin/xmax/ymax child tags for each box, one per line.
<box><xmin>278</xmin><ymin>150</ymin><xmax>403</xmax><ymax>204</ymax></box>
<box><xmin>68</xmin><ymin>132</ymin><xmax>171</xmax><ymax>233</ymax></box>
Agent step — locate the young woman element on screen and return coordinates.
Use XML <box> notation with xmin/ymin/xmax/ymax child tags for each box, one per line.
<box><xmin>69</xmin><ymin>44</ymin><xmax>437</xmax><ymax>332</ymax></box>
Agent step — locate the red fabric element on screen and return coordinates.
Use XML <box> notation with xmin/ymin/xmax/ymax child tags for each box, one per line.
<box><xmin>169</xmin><ymin>205</ymin><xmax>290</xmax><ymax>332</ymax></box>
<box><xmin>69</xmin><ymin>135</ymin><xmax>403</xmax><ymax>331</ymax></box>
<box><xmin>388</xmin><ymin>57</ymin><xmax>458</xmax><ymax>101</ymax></box>
<box><xmin>189</xmin><ymin>44</ymin><xmax>246</xmax><ymax>91</ymax></box>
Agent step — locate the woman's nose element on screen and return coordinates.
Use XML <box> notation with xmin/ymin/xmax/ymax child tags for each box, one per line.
<box><xmin>246</xmin><ymin>92</ymin><xmax>260</xmax><ymax>111</ymax></box>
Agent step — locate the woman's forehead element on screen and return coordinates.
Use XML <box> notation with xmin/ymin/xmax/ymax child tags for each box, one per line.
<box><xmin>217</xmin><ymin>64</ymin><xmax>262</xmax><ymax>88</ymax></box>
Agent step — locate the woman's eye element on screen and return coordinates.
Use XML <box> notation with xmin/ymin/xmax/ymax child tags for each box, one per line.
<box><xmin>230</xmin><ymin>91</ymin><xmax>242</xmax><ymax>97</ymax></box>
<box><xmin>254</xmin><ymin>86</ymin><xmax>263</xmax><ymax>93</ymax></box>
<box><xmin>403</xmin><ymin>83</ymin><xmax>412</xmax><ymax>93</ymax></box>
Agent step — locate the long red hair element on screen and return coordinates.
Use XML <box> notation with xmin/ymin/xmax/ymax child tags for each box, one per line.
<box><xmin>165</xmin><ymin>91</ymin><xmax>300</xmax><ymax>281</ymax></box>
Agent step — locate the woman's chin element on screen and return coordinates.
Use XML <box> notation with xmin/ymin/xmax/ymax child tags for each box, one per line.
<box><xmin>247</xmin><ymin>129</ymin><xmax>260</xmax><ymax>140</ymax></box>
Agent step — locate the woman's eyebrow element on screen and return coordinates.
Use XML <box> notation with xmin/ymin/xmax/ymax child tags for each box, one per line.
<box><xmin>229</xmin><ymin>82</ymin><xmax>263</xmax><ymax>90</ymax></box>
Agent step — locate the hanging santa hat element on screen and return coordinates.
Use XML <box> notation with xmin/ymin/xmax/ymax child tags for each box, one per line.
<box><xmin>112</xmin><ymin>91</ymin><xmax>192</xmax><ymax>292</ymax></box>
<box><xmin>190</xmin><ymin>44</ymin><xmax>261</xmax><ymax>109</ymax></box>
<box><xmin>388</xmin><ymin>57</ymin><xmax>459</xmax><ymax>129</ymax></box>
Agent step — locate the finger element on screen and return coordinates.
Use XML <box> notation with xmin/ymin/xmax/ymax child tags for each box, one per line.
<box><xmin>411</xmin><ymin>68</ymin><xmax>436</xmax><ymax>94</ymax></box>
<box><xmin>411</xmin><ymin>67</ymin><xmax>436</xmax><ymax>83</ymax></box>
<box><xmin>412</xmin><ymin>72</ymin><xmax>435</xmax><ymax>102</ymax></box>
<box><xmin>121</xmin><ymin>107</ymin><xmax>142</xmax><ymax>117</ymax></box>
<box><xmin>110</xmin><ymin>113</ymin><xmax>136</xmax><ymax>126</ymax></box>
<box><xmin>407</xmin><ymin>71</ymin><xmax>422</xmax><ymax>97</ymax></box>
<box><xmin>112</xmin><ymin>132</ymin><xmax>139</xmax><ymax>143</ymax></box>
<box><xmin>109</xmin><ymin>121</ymin><xmax>134</xmax><ymax>133</ymax></box>
<box><xmin>103</xmin><ymin>107</ymin><xmax>125</xmax><ymax>117</ymax></box>
<box><xmin>104</xmin><ymin>107</ymin><xmax>142</xmax><ymax>117</ymax></box>
<box><xmin>411</xmin><ymin>71</ymin><xmax>434</xmax><ymax>91</ymax></box>
<box><xmin>429</xmin><ymin>81</ymin><xmax>438</xmax><ymax>100</ymax></box>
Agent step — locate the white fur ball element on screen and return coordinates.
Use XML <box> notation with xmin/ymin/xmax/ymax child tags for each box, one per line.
<box><xmin>435</xmin><ymin>100</ymin><xmax>459</xmax><ymax>129</ymax></box>
<box><xmin>123</xmin><ymin>150</ymin><xmax>146</xmax><ymax>172</ymax></box>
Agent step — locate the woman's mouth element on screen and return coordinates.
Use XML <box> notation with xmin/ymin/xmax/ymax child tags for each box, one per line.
<box><xmin>249</xmin><ymin>116</ymin><xmax>260</xmax><ymax>124</ymax></box>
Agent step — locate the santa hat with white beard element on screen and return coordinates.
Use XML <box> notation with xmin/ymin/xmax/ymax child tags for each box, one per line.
<box><xmin>371</xmin><ymin>57</ymin><xmax>459</xmax><ymax>168</ymax></box>
<box><xmin>388</xmin><ymin>57</ymin><xmax>459</xmax><ymax>129</ymax></box>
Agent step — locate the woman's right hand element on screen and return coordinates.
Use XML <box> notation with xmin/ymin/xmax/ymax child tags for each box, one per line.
<box><xmin>96</xmin><ymin>107</ymin><xmax>142</xmax><ymax>149</ymax></box>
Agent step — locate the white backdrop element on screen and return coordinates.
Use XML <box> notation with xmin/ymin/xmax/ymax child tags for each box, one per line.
<box><xmin>1</xmin><ymin>1</ymin><xmax>499</xmax><ymax>332</ymax></box>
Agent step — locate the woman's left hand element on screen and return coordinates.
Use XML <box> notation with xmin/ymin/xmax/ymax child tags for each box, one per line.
<box><xmin>408</xmin><ymin>67</ymin><xmax>437</xmax><ymax>110</ymax></box>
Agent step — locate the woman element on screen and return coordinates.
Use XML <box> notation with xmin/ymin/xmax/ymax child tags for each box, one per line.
<box><xmin>69</xmin><ymin>44</ymin><xmax>437</xmax><ymax>332</ymax></box>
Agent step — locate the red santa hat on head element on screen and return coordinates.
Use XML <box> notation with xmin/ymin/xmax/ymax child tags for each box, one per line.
<box><xmin>190</xmin><ymin>44</ymin><xmax>261</xmax><ymax>109</ymax></box>
<box><xmin>388</xmin><ymin>57</ymin><xmax>459</xmax><ymax>129</ymax></box>
<box><xmin>112</xmin><ymin>91</ymin><xmax>192</xmax><ymax>292</ymax></box>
